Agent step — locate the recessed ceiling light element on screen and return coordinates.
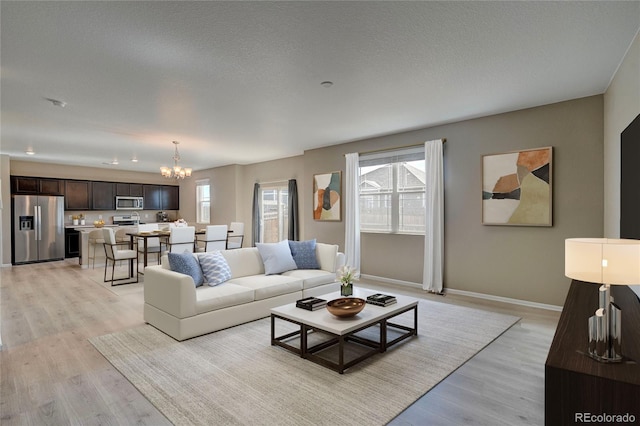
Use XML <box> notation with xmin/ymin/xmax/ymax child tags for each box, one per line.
<box><xmin>111</xmin><ymin>159</ymin><xmax>119</xmax><ymax>165</ymax></box>
<box><xmin>45</xmin><ymin>97</ymin><xmax>67</xmax><ymax>108</ymax></box>
<box><xmin>25</xmin><ymin>148</ymin><xmax>35</xmax><ymax>155</ymax></box>
<box><xmin>320</xmin><ymin>81</ymin><xmax>333</xmax><ymax>88</ymax></box>
<box><xmin>131</xmin><ymin>158</ymin><xmax>139</xmax><ymax>163</ymax></box>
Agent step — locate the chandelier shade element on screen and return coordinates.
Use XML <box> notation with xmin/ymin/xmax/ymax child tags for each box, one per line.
<box><xmin>161</xmin><ymin>141</ymin><xmax>192</xmax><ymax>179</ymax></box>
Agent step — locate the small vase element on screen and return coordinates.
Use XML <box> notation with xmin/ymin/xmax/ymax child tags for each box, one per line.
<box><xmin>341</xmin><ymin>283</ymin><xmax>353</xmax><ymax>297</ymax></box>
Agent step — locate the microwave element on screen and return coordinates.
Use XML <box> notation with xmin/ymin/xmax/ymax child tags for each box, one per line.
<box><xmin>116</xmin><ymin>196</ymin><xmax>144</xmax><ymax>210</ymax></box>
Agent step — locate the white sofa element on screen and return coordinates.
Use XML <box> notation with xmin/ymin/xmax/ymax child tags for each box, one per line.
<box><xmin>144</xmin><ymin>243</ymin><xmax>344</xmax><ymax>341</ymax></box>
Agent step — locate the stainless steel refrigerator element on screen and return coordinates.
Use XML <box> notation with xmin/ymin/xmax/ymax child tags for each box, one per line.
<box><xmin>12</xmin><ymin>195</ymin><xmax>65</xmax><ymax>264</ymax></box>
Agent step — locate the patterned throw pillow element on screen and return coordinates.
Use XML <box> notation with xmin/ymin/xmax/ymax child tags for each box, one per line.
<box><xmin>256</xmin><ymin>240</ymin><xmax>298</xmax><ymax>275</ymax></box>
<box><xmin>288</xmin><ymin>239</ymin><xmax>320</xmax><ymax>269</ymax></box>
<box><xmin>197</xmin><ymin>252</ymin><xmax>232</xmax><ymax>286</ymax></box>
<box><xmin>168</xmin><ymin>251</ymin><xmax>204</xmax><ymax>287</ymax></box>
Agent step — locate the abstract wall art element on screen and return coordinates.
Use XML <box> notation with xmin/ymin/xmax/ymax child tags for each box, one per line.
<box><xmin>313</xmin><ymin>171</ymin><xmax>341</xmax><ymax>221</ymax></box>
<box><xmin>482</xmin><ymin>147</ymin><xmax>552</xmax><ymax>226</ymax></box>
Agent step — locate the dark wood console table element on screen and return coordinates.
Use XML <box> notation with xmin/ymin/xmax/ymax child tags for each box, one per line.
<box><xmin>545</xmin><ymin>280</ymin><xmax>640</xmax><ymax>424</ymax></box>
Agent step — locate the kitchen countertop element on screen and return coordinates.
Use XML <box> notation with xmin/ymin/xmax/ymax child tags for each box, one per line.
<box><xmin>65</xmin><ymin>224</ymin><xmax>119</xmax><ymax>229</ymax></box>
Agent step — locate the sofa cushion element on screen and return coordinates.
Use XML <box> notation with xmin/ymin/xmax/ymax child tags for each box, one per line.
<box><xmin>194</xmin><ymin>283</ymin><xmax>255</xmax><ymax>314</ymax></box>
<box><xmin>316</xmin><ymin>243</ymin><xmax>340</xmax><ymax>272</ymax></box>
<box><xmin>220</xmin><ymin>247</ymin><xmax>264</xmax><ymax>278</ymax></box>
<box><xmin>281</xmin><ymin>269</ymin><xmax>335</xmax><ymax>289</ymax></box>
<box><xmin>228</xmin><ymin>275</ymin><xmax>303</xmax><ymax>300</ymax></box>
<box><xmin>256</xmin><ymin>240</ymin><xmax>298</xmax><ymax>275</ymax></box>
<box><xmin>168</xmin><ymin>251</ymin><xmax>204</xmax><ymax>287</ymax></box>
<box><xmin>197</xmin><ymin>252</ymin><xmax>232</xmax><ymax>286</ymax></box>
<box><xmin>288</xmin><ymin>239</ymin><xmax>320</xmax><ymax>269</ymax></box>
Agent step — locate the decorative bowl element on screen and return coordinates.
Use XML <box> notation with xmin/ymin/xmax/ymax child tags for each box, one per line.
<box><xmin>326</xmin><ymin>297</ymin><xmax>366</xmax><ymax>318</ymax></box>
<box><xmin>93</xmin><ymin>220</ymin><xmax>105</xmax><ymax>228</ymax></box>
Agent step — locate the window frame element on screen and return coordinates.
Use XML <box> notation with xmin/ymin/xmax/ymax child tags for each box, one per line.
<box><xmin>258</xmin><ymin>182</ymin><xmax>289</xmax><ymax>243</ymax></box>
<box><xmin>195</xmin><ymin>179</ymin><xmax>211</xmax><ymax>224</ymax></box>
<box><xmin>359</xmin><ymin>147</ymin><xmax>426</xmax><ymax>235</ymax></box>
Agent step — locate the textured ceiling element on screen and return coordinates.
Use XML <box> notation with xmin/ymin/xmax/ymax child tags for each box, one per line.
<box><xmin>1</xmin><ymin>1</ymin><xmax>639</xmax><ymax>173</ymax></box>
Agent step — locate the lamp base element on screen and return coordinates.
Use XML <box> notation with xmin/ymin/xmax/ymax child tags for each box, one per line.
<box><xmin>587</xmin><ymin>285</ymin><xmax>623</xmax><ymax>363</ymax></box>
<box><xmin>586</xmin><ymin>351</ymin><xmax>623</xmax><ymax>363</ymax></box>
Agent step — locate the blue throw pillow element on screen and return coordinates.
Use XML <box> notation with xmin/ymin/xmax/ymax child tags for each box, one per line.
<box><xmin>168</xmin><ymin>251</ymin><xmax>204</xmax><ymax>287</ymax></box>
<box><xmin>288</xmin><ymin>239</ymin><xmax>320</xmax><ymax>269</ymax></box>
<box><xmin>197</xmin><ymin>252</ymin><xmax>232</xmax><ymax>286</ymax></box>
<box><xmin>256</xmin><ymin>240</ymin><xmax>298</xmax><ymax>275</ymax></box>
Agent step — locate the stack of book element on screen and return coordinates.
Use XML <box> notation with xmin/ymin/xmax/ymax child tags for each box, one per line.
<box><xmin>296</xmin><ymin>297</ymin><xmax>327</xmax><ymax>311</ymax></box>
<box><xmin>366</xmin><ymin>293</ymin><xmax>397</xmax><ymax>307</ymax></box>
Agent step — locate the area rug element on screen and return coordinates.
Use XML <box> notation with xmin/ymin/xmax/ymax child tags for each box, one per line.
<box><xmin>87</xmin><ymin>265</ymin><xmax>144</xmax><ymax>296</ymax></box>
<box><xmin>90</xmin><ymin>300</ymin><xmax>519</xmax><ymax>426</ymax></box>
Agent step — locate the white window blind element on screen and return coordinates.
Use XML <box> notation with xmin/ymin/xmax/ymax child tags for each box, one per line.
<box><xmin>359</xmin><ymin>146</ymin><xmax>426</xmax><ymax>234</ymax></box>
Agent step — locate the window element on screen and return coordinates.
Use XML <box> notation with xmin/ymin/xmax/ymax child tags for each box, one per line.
<box><xmin>259</xmin><ymin>183</ymin><xmax>288</xmax><ymax>243</ymax></box>
<box><xmin>359</xmin><ymin>147</ymin><xmax>426</xmax><ymax>234</ymax></box>
<box><xmin>196</xmin><ymin>179</ymin><xmax>210</xmax><ymax>224</ymax></box>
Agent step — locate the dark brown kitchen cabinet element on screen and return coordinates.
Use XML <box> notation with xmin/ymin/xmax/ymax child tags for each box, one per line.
<box><xmin>92</xmin><ymin>181</ymin><xmax>115</xmax><ymax>210</ymax></box>
<box><xmin>143</xmin><ymin>185</ymin><xmax>162</xmax><ymax>210</ymax></box>
<box><xmin>162</xmin><ymin>185</ymin><xmax>179</xmax><ymax>210</ymax></box>
<box><xmin>65</xmin><ymin>180</ymin><xmax>92</xmax><ymax>210</ymax></box>
<box><xmin>116</xmin><ymin>183</ymin><xmax>144</xmax><ymax>197</ymax></box>
<box><xmin>11</xmin><ymin>176</ymin><xmax>64</xmax><ymax>195</ymax></box>
<box><xmin>143</xmin><ymin>184</ymin><xmax>179</xmax><ymax>210</ymax></box>
<box><xmin>40</xmin><ymin>179</ymin><xmax>65</xmax><ymax>195</ymax></box>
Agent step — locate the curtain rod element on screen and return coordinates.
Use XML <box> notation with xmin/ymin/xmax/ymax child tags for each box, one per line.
<box><xmin>255</xmin><ymin>179</ymin><xmax>289</xmax><ymax>185</ymax></box>
<box><xmin>344</xmin><ymin>138</ymin><xmax>446</xmax><ymax>157</ymax></box>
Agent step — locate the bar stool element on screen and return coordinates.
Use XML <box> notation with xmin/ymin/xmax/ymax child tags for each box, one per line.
<box><xmin>88</xmin><ymin>229</ymin><xmax>105</xmax><ymax>269</ymax></box>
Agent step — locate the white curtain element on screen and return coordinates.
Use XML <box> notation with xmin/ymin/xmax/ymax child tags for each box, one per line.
<box><xmin>423</xmin><ymin>139</ymin><xmax>444</xmax><ymax>292</ymax></box>
<box><xmin>344</xmin><ymin>153</ymin><xmax>361</xmax><ymax>275</ymax></box>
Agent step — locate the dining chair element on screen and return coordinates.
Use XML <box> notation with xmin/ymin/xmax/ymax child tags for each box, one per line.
<box><xmin>136</xmin><ymin>223</ymin><xmax>162</xmax><ymax>266</ymax></box>
<box><xmin>102</xmin><ymin>228</ymin><xmax>138</xmax><ymax>286</ymax></box>
<box><xmin>196</xmin><ymin>225</ymin><xmax>228</xmax><ymax>252</ymax></box>
<box><xmin>87</xmin><ymin>229</ymin><xmax>105</xmax><ymax>269</ymax></box>
<box><xmin>167</xmin><ymin>226</ymin><xmax>196</xmax><ymax>253</ymax></box>
<box><xmin>227</xmin><ymin>222</ymin><xmax>244</xmax><ymax>249</ymax></box>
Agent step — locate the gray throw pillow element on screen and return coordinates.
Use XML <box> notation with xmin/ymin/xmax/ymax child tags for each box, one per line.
<box><xmin>256</xmin><ymin>240</ymin><xmax>298</xmax><ymax>275</ymax></box>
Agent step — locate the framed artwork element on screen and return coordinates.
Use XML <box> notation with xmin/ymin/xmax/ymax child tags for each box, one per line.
<box><xmin>482</xmin><ymin>146</ymin><xmax>552</xmax><ymax>226</ymax></box>
<box><xmin>313</xmin><ymin>171</ymin><xmax>341</xmax><ymax>221</ymax></box>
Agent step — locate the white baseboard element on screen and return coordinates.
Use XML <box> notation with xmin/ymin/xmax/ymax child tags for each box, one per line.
<box><xmin>361</xmin><ymin>274</ymin><xmax>563</xmax><ymax>312</ymax></box>
<box><xmin>1</xmin><ymin>263</ymin><xmax>11</xmax><ymax>268</ymax></box>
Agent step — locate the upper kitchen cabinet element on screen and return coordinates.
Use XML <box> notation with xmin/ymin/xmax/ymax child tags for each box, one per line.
<box><xmin>143</xmin><ymin>184</ymin><xmax>179</xmax><ymax>210</ymax></box>
<box><xmin>11</xmin><ymin>176</ymin><xmax>65</xmax><ymax>195</ymax></box>
<box><xmin>65</xmin><ymin>180</ymin><xmax>92</xmax><ymax>210</ymax></box>
<box><xmin>162</xmin><ymin>185</ymin><xmax>179</xmax><ymax>210</ymax></box>
<box><xmin>143</xmin><ymin>185</ymin><xmax>162</xmax><ymax>210</ymax></box>
<box><xmin>116</xmin><ymin>183</ymin><xmax>144</xmax><ymax>197</ymax></box>
<box><xmin>92</xmin><ymin>181</ymin><xmax>115</xmax><ymax>210</ymax></box>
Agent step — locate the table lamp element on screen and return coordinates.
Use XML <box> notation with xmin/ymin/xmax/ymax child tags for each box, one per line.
<box><xmin>565</xmin><ymin>238</ymin><xmax>640</xmax><ymax>363</ymax></box>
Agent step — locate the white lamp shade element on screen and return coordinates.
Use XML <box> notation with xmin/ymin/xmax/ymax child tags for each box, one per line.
<box><xmin>565</xmin><ymin>238</ymin><xmax>640</xmax><ymax>285</ymax></box>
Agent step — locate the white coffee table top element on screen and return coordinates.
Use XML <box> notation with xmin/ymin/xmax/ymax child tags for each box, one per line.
<box><xmin>270</xmin><ymin>288</ymin><xmax>418</xmax><ymax>335</ymax></box>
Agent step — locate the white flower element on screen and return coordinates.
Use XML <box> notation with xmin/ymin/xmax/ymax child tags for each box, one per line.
<box><xmin>337</xmin><ymin>265</ymin><xmax>358</xmax><ymax>286</ymax></box>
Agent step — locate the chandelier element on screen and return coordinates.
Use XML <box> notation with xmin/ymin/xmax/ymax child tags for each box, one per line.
<box><xmin>160</xmin><ymin>141</ymin><xmax>192</xmax><ymax>179</ymax></box>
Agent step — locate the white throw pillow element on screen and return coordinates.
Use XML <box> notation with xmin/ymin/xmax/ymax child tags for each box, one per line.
<box><xmin>256</xmin><ymin>240</ymin><xmax>298</xmax><ymax>275</ymax></box>
<box><xmin>197</xmin><ymin>252</ymin><xmax>232</xmax><ymax>286</ymax></box>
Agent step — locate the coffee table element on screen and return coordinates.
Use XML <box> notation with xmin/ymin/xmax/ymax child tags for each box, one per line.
<box><xmin>270</xmin><ymin>288</ymin><xmax>418</xmax><ymax>374</ymax></box>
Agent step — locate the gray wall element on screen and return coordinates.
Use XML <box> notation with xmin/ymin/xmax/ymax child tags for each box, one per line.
<box><xmin>298</xmin><ymin>95</ymin><xmax>603</xmax><ymax>306</ymax></box>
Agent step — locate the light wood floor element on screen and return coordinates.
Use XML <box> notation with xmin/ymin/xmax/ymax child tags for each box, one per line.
<box><xmin>0</xmin><ymin>259</ymin><xmax>560</xmax><ymax>425</ymax></box>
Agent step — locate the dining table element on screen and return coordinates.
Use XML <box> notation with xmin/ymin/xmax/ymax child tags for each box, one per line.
<box><xmin>126</xmin><ymin>229</ymin><xmax>206</xmax><ymax>273</ymax></box>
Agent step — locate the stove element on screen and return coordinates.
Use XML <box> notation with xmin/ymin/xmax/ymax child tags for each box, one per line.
<box><xmin>113</xmin><ymin>214</ymin><xmax>140</xmax><ymax>226</ymax></box>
